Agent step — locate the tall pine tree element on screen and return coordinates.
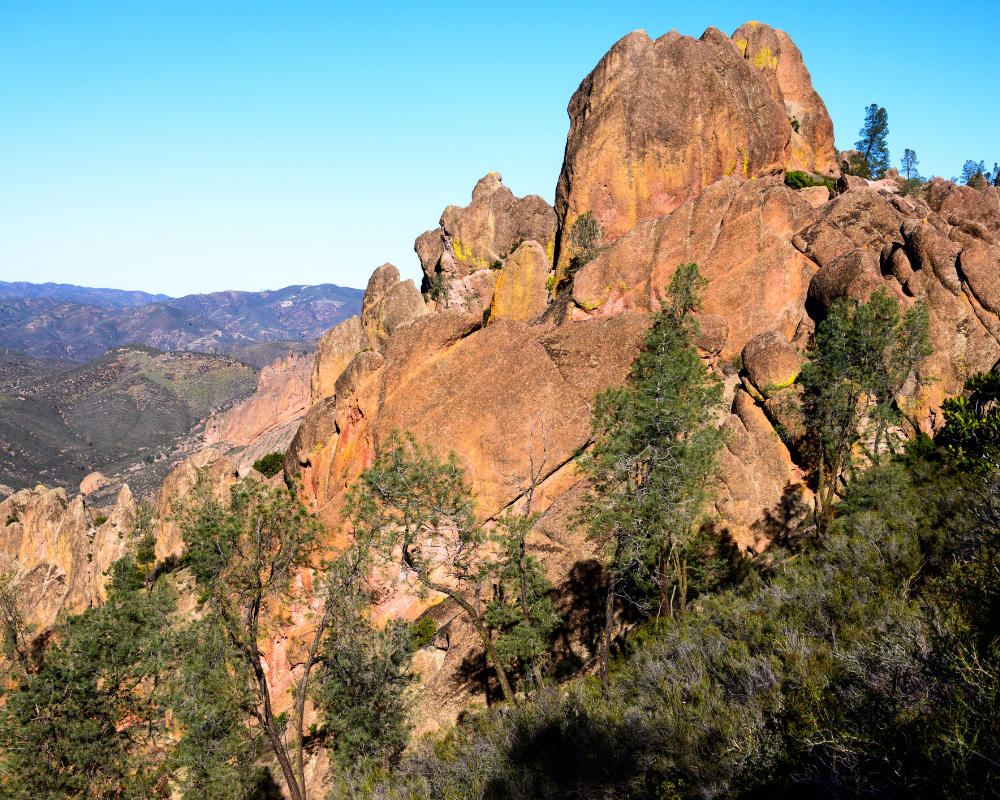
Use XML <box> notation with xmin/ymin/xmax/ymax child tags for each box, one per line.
<box><xmin>855</xmin><ymin>104</ymin><xmax>890</xmax><ymax>179</ymax></box>
<box><xmin>580</xmin><ymin>263</ymin><xmax>725</xmax><ymax>692</ymax></box>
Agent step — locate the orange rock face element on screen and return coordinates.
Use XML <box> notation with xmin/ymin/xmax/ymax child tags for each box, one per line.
<box><xmin>80</xmin><ymin>471</ymin><xmax>110</xmax><ymax>495</ymax></box>
<box><xmin>0</xmin><ymin>484</ymin><xmax>135</xmax><ymax>628</ymax></box>
<box><xmin>731</xmin><ymin>22</ymin><xmax>837</xmax><ymax>175</ymax></box>
<box><xmin>554</xmin><ymin>27</ymin><xmax>793</xmax><ymax>272</ymax></box>
<box><xmin>570</xmin><ymin>177</ymin><xmax>819</xmax><ymax>356</ymax></box>
<box><xmin>417</xmin><ymin>173</ymin><xmax>557</xmax><ymax>286</ymax></box>
<box><xmin>311</xmin><ymin>315</ymin><xmax>368</xmax><ymax>403</ymax></box>
<box><xmin>203</xmin><ymin>352</ymin><xmax>314</xmax><ymax>473</ymax></box>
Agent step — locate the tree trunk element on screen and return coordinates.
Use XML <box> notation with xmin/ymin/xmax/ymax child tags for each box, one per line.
<box><xmin>293</xmin><ymin>600</ymin><xmax>334</xmax><ymax>800</ymax></box>
<box><xmin>600</xmin><ymin>577</ymin><xmax>614</xmax><ymax>696</ymax></box>
<box><xmin>252</xmin><ymin>651</ymin><xmax>304</xmax><ymax>800</ymax></box>
<box><xmin>657</xmin><ymin>543</ymin><xmax>670</xmax><ymax>618</ymax></box>
<box><xmin>420</xmin><ymin>575</ymin><xmax>518</xmax><ymax>706</ymax></box>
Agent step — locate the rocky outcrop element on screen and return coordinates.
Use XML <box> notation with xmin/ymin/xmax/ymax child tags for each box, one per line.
<box><xmin>742</xmin><ymin>331</ymin><xmax>802</xmax><ymax>397</ymax></box>
<box><xmin>311</xmin><ymin>316</ymin><xmax>368</xmax><ymax>403</ymax></box>
<box><xmin>153</xmin><ymin>448</ymin><xmax>241</xmax><ymax>560</ymax></box>
<box><xmin>360</xmin><ymin>264</ymin><xmax>427</xmax><ymax>352</ymax></box>
<box><xmin>201</xmin><ymin>352</ymin><xmax>314</xmax><ymax>475</ymax></box>
<box><xmin>569</xmin><ymin>176</ymin><xmax>819</xmax><ymax>356</ymax></box>
<box><xmin>554</xmin><ymin>23</ymin><xmax>837</xmax><ymax>273</ymax></box>
<box><xmin>731</xmin><ymin>22</ymin><xmax>837</xmax><ymax>175</ymax></box>
<box><xmin>205</xmin><ymin>352</ymin><xmax>314</xmax><ymax>450</ymax></box>
<box><xmin>488</xmin><ymin>240</ymin><xmax>551</xmax><ymax>323</ymax></box>
<box><xmin>80</xmin><ymin>471</ymin><xmax>109</xmax><ymax>495</ymax></box>
<box><xmin>417</xmin><ymin>174</ymin><xmax>557</xmax><ymax>287</ymax></box>
<box><xmin>0</xmin><ymin>484</ymin><xmax>136</xmax><ymax>628</ymax></box>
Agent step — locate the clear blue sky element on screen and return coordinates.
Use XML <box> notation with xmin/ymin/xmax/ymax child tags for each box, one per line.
<box><xmin>1</xmin><ymin>1</ymin><xmax>997</xmax><ymax>297</ymax></box>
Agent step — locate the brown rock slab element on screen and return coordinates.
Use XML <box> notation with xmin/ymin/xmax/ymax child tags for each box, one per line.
<box><xmin>798</xmin><ymin>185</ymin><xmax>830</xmax><ymax>208</ymax></box>
<box><xmin>375</xmin><ymin>319</ymin><xmax>592</xmax><ymax>518</ymax></box>
<box><xmin>924</xmin><ymin>177</ymin><xmax>1000</xmax><ymax>237</ymax></box>
<box><xmin>960</xmin><ymin>240</ymin><xmax>1000</xmax><ymax>314</ymax></box>
<box><xmin>488</xmin><ymin>240</ymin><xmax>551</xmax><ymax>323</ymax></box>
<box><xmin>154</xmin><ymin>449</ymin><xmax>240</xmax><ymax>560</ymax></box>
<box><xmin>808</xmin><ymin>248</ymin><xmax>888</xmax><ymax>311</ymax></box>
<box><xmin>537</xmin><ymin>311</ymin><xmax>651</xmax><ymax>401</ymax></box>
<box><xmin>311</xmin><ymin>315</ymin><xmax>369</xmax><ymax>403</ymax></box>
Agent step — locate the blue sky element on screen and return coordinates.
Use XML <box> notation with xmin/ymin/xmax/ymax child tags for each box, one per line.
<box><xmin>1</xmin><ymin>1</ymin><xmax>997</xmax><ymax>297</ymax></box>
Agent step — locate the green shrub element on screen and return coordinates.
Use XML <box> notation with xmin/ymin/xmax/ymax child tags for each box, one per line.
<box><xmin>784</xmin><ymin>170</ymin><xmax>834</xmax><ymax>197</ymax></box>
<box><xmin>252</xmin><ymin>452</ymin><xmax>284</xmax><ymax>478</ymax></box>
<box><xmin>4</xmin><ymin>513</ymin><xmax>17</xmax><ymax>527</ymax></box>
<box><xmin>411</xmin><ymin>616</ymin><xmax>437</xmax><ymax>648</ymax></box>
<box><xmin>427</xmin><ymin>271</ymin><xmax>451</xmax><ymax>304</ymax></box>
<box><xmin>93</xmin><ymin>515</ymin><xmax>108</xmax><ymax>527</ymax></box>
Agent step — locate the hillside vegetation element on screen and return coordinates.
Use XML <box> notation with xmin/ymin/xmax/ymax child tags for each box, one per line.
<box><xmin>0</xmin><ymin>346</ymin><xmax>258</xmax><ymax>494</ymax></box>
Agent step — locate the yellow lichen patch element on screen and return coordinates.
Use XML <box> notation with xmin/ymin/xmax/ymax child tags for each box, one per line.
<box><xmin>736</xmin><ymin>39</ymin><xmax>748</xmax><ymax>57</ymax></box>
<box><xmin>451</xmin><ymin>239</ymin><xmax>475</xmax><ymax>266</ymax></box>
<box><xmin>752</xmin><ymin>46</ymin><xmax>777</xmax><ymax>70</ymax></box>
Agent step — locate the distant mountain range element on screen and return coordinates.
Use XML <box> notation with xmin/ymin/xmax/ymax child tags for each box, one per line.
<box><xmin>0</xmin><ymin>281</ymin><xmax>364</xmax><ymax>361</ymax></box>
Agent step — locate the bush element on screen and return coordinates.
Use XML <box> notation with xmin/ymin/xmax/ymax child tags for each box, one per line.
<box><xmin>4</xmin><ymin>513</ymin><xmax>16</xmax><ymax>527</ymax></box>
<box><xmin>411</xmin><ymin>616</ymin><xmax>437</xmax><ymax>648</ymax></box>
<box><xmin>252</xmin><ymin>452</ymin><xmax>283</xmax><ymax>478</ymax></box>
<box><xmin>784</xmin><ymin>170</ymin><xmax>834</xmax><ymax>197</ymax></box>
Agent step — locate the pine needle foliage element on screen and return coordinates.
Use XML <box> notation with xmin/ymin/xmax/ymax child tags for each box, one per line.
<box><xmin>798</xmin><ymin>288</ymin><xmax>931</xmax><ymax>532</ymax></box>
<box><xmin>579</xmin><ymin>262</ymin><xmax>725</xmax><ymax>691</ymax></box>
<box><xmin>0</xmin><ymin>556</ymin><xmax>177</xmax><ymax>799</ymax></box>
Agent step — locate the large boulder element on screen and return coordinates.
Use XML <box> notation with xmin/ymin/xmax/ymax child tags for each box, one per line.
<box><xmin>731</xmin><ymin>22</ymin><xmax>837</xmax><ymax>175</ymax></box>
<box><xmin>360</xmin><ymin>263</ymin><xmax>427</xmax><ymax>351</ymax></box>
<box><xmin>923</xmin><ymin>177</ymin><xmax>1000</xmax><ymax>237</ymax></box>
<box><xmin>741</xmin><ymin>330</ymin><xmax>802</xmax><ymax>396</ymax></box>
<box><xmin>488</xmin><ymin>240</ymin><xmax>551</xmax><ymax>323</ymax></box>
<box><xmin>570</xmin><ymin>177</ymin><xmax>819</xmax><ymax>356</ymax></box>
<box><xmin>554</xmin><ymin>26</ymin><xmax>793</xmax><ymax>272</ymax></box>
<box><xmin>416</xmin><ymin>173</ymin><xmax>557</xmax><ymax>287</ymax></box>
<box><xmin>311</xmin><ymin>315</ymin><xmax>369</xmax><ymax>403</ymax></box>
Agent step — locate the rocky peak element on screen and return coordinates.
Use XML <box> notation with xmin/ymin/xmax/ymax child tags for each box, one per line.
<box><xmin>553</xmin><ymin>22</ymin><xmax>837</xmax><ymax>274</ymax></box>
<box><xmin>731</xmin><ymin>21</ymin><xmax>837</xmax><ymax>175</ymax></box>
<box><xmin>360</xmin><ymin>263</ymin><xmax>427</xmax><ymax>351</ymax></box>
<box><xmin>415</xmin><ymin>173</ymin><xmax>557</xmax><ymax>293</ymax></box>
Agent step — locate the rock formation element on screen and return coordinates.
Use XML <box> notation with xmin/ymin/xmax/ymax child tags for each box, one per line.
<box><xmin>553</xmin><ymin>23</ymin><xmax>836</xmax><ymax>273</ymax></box>
<box><xmin>731</xmin><ymin>22</ymin><xmax>837</xmax><ymax>175</ymax></box>
<box><xmin>0</xmin><ymin>484</ymin><xmax>135</xmax><ymax>627</ymax></box>
<box><xmin>203</xmin><ymin>351</ymin><xmax>315</xmax><ymax>473</ymax></box>
<box><xmin>360</xmin><ymin>263</ymin><xmax>427</xmax><ymax>351</ymax></box>
<box><xmin>10</xmin><ymin>18</ymin><xmax>1000</xmax><ymax>779</ymax></box>
<box><xmin>416</xmin><ymin>173</ymin><xmax>557</xmax><ymax>313</ymax></box>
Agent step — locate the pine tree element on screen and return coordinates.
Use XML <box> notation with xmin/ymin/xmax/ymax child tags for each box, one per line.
<box><xmin>346</xmin><ymin>433</ymin><xmax>519</xmax><ymax>705</ymax></box>
<box><xmin>855</xmin><ymin>104</ymin><xmax>890</xmax><ymax>179</ymax></box>
<box><xmin>900</xmin><ymin>148</ymin><xmax>919</xmax><ymax>180</ymax></box>
<box><xmin>799</xmin><ymin>289</ymin><xmax>931</xmax><ymax>533</ymax></box>
<box><xmin>174</xmin><ymin>478</ymin><xmax>326</xmax><ymax>800</ymax></box>
<box><xmin>0</xmin><ymin>555</ymin><xmax>176</xmax><ymax>798</ymax></box>
<box><xmin>579</xmin><ymin>263</ymin><xmax>725</xmax><ymax>692</ymax></box>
